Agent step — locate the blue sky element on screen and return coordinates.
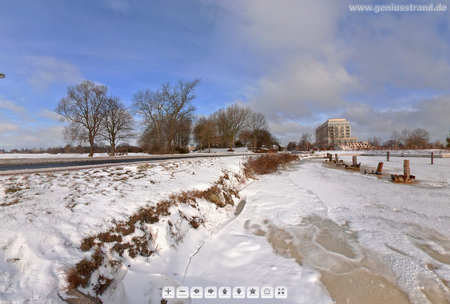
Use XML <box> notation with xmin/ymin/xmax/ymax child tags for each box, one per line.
<box><xmin>1</xmin><ymin>0</ymin><xmax>450</xmax><ymax>149</ymax></box>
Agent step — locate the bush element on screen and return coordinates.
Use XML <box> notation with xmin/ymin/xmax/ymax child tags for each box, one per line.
<box><xmin>243</xmin><ymin>153</ymin><xmax>299</xmax><ymax>177</ymax></box>
<box><xmin>175</xmin><ymin>147</ymin><xmax>189</xmax><ymax>154</ymax></box>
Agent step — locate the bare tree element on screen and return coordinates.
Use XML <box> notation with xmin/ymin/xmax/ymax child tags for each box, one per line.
<box><xmin>249</xmin><ymin>112</ymin><xmax>268</xmax><ymax>152</ymax></box>
<box><xmin>216</xmin><ymin>104</ymin><xmax>252</xmax><ymax>151</ymax></box>
<box><xmin>193</xmin><ymin>115</ymin><xmax>218</xmax><ymax>153</ymax></box>
<box><xmin>99</xmin><ymin>96</ymin><xmax>135</xmax><ymax>156</ymax></box>
<box><xmin>390</xmin><ymin>129</ymin><xmax>401</xmax><ymax>149</ymax></box>
<box><xmin>133</xmin><ymin>79</ymin><xmax>200</xmax><ymax>153</ymax></box>
<box><xmin>400</xmin><ymin>129</ymin><xmax>412</xmax><ymax>148</ymax></box>
<box><xmin>164</xmin><ymin>79</ymin><xmax>200</xmax><ymax>152</ymax></box>
<box><xmin>299</xmin><ymin>133</ymin><xmax>312</xmax><ymax>151</ymax></box>
<box><xmin>55</xmin><ymin>80</ymin><xmax>108</xmax><ymax>157</ymax></box>
<box><xmin>287</xmin><ymin>141</ymin><xmax>297</xmax><ymax>151</ymax></box>
<box><xmin>410</xmin><ymin>128</ymin><xmax>430</xmax><ymax>148</ymax></box>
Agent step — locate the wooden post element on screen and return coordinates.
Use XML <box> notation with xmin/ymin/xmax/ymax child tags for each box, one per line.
<box><xmin>431</xmin><ymin>152</ymin><xmax>434</xmax><ymax>165</ymax></box>
<box><xmin>335</xmin><ymin>154</ymin><xmax>338</xmax><ymax>162</ymax></box>
<box><xmin>376</xmin><ymin>162</ymin><xmax>383</xmax><ymax>173</ymax></box>
<box><xmin>403</xmin><ymin>160</ymin><xmax>410</xmax><ymax>178</ymax></box>
<box><xmin>387</xmin><ymin>151</ymin><xmax>390</xmax><ymax>161</ymax></box>
<box><xmin>352</xmin><ymin>156</ymin><xmax>358</xmax><ymax>166</ymax></box>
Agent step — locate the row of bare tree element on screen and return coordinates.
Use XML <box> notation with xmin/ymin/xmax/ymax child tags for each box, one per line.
<box><xmin>56</xmin><ymin>79</ymin><xmax>277</xmax><ymax>156</ymax></box>
<box><xmin>388</xmin><ymin>128</ymin><xmax>431</xmax><ymax>149</ymax></box>
<box><xmin>193</xmin><ymin>104</ymin><xmax>276</xmax><ymax>152</ymax></box>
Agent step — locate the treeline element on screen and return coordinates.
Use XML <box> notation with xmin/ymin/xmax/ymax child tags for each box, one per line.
<box><xmin>374</xmin><ymin>128</ymin><xmax>447</xmax><ymax>149</ymax></box>
<box><xmin>53</xmin><ymin>79</ymin><xmax>278</xmax><ymax>156</ymax></box>
<box><xmin>193</xmin><ymin>104</ymin><xmax>278</xmax><ymax>153</ymax></box>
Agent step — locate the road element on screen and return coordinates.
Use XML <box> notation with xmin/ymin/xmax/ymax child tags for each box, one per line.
<box><xmin>0</xmin><ymin>153</ymin><xmax>249</xmax><ymax>175</ymax></box>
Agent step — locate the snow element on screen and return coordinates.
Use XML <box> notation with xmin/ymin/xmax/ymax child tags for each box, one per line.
<box><xmin>1</xmin><ymin>154</ymin><xmax>450</xmax><ymax>303</ymax></box>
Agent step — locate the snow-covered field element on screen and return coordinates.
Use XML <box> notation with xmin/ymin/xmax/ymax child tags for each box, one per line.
<box><xmin>1</xmin><ymin>155</ymin><xmax>450</xmax><ymax>303</ymax></box>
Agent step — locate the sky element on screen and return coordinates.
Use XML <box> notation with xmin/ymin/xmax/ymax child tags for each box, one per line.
<box><xmin>1</xmin><ymin>0</ymin><xmax>450</xmax><ymax>150</ymax></box>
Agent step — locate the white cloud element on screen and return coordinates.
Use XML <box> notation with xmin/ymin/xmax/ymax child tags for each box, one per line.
<box><xmin>0</xmin><ymin>97</ymin><xmax>26</xmax><ymax>114</ymax></box>
<box><xmin>341</xmin><ymin>95</ymin><xmax>450</xmax><ymax>142</ymax></box>
<box><xmin>0</xmin><ymin>125</ymin><xmax>65</xmax><ymax>150</ymax></box>
<box><xmin>0</xmin><ymin>122</ymin><xmax>20</xmax><ymax>132</ymax></box>
<box><xmin>24</xmin><ymin>56</ymin><xmax>82</xmax><ymax>91</ymax></box>
<box><xmin>37</xmin><ymin>109</ymin><xmax>62</xmax><ymax>121</ymax></box>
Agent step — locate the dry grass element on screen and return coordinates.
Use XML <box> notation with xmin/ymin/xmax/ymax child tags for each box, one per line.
<box><xmin>243</xmin><ymin>153</ymin><xmax>299</xmax><ymax>177</ymax></box>
<box><xmin>0</xmin><ymin>198</ymin><xmax>20</xmax><ymax>207</ymax></box>
<box><xmin>93</xmin><ymin>275</ymin><xmax>113</xmax><ymax>296</ymax></box>
<box><xmin>66</xmin><ymin>247</ymin><xmax>103</xmax><ymax>289</ymax></box>
<box><xmin>5</xmin><ymin>186</ymin><xmax>22</xmax><ymax>194</ymax></box>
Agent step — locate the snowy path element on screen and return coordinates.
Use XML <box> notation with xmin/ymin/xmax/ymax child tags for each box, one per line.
<box><xmin>180</xmin><ymin>157</ymin><xmax>450</xmax><ymax>303</ymax></box>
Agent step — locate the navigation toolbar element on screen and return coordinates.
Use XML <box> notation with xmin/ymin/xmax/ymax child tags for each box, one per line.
<box><xmin>162</xmin><ymin>286</ymin><xmax>288</xmax><ymax>299</ymax></box>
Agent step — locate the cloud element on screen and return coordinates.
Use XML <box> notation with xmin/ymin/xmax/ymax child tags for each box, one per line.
<box><xmin>37</xmin><ymin>109</ymin><xmax>62</xmax><ymax>121</ymax></box>
<box><xmin>341</xmin><ymin>95</ymin><xmax>450</xmax><ymax>142</ymax></box>
<box><xmin>0</xmin><ymin>122</ymin><xmax>20</xmax><ymax>132</ymax></box>
<box><xmin>0</xmin><ymin>125</ymin><xmax>65</xmax><ymax>150</ymax></box>
<box><xmin>24</xmin><ymin>56</ymin><xmax>82</xmax><ymax>91</ymax></box>
<box><xmin>248</xmin><ymin>57</ymin><xmax>359</xmax><ymax>123</ymax></box>
<box><xmin>0</xmin><ymin>97</ymin><xmax>26</xmax><ymax>114</ymax></box>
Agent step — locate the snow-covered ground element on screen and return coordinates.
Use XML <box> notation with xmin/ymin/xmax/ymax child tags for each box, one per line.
<box><xmin>1</xmin><ymin>155</ymin><xmax>450</xmax><ymax>303</ymax></box>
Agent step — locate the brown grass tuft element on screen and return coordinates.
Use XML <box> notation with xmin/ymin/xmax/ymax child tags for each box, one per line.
<box><xmin>97</xmin><ymin>232</ymin><xmax>122</xmax><ymax>243</ymax></box>
<box><xmin>80</xmin><ymin>236</ymin><xmax>96</xmax><ymax>252</ymax></box>
<box><xmin>93</xmin><ymin>275</ymin><xmax>113</xmax><ymax>296</ymax></box>
<box><xmin>66</xmin><ymin>247</ymin><xmax>103</xmax><ymax>289</ymax></box>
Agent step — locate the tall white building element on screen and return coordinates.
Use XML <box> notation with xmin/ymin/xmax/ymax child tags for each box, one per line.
<box><xmin>315</xmin><ymin>118</ymin><xmax>357</xmax><ymax>149</ymax></box>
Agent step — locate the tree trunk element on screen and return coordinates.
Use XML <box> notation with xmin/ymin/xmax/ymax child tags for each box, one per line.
<box><xmin>110</xmin><ymin>134</ymin><xmax>116</xmax><ymax>156</ymax></box>
<box><xmin>253</xmin><ymin>135</ymin><xmax>256</xmax><ymax>152</ymax></box>
<box><xmin>230</xmin><ymin>135</ymin><xmax>234</xmax><ymax>151</ymax></box>
<box><xmin>208</xmin><ymin>140</ymin><xmax>211</xmax><ymax>153</ymax></box>
<box><xmin>88</xmin><ymin>134</ymin><xmax>94</xmax><ymax>157</ymax></box>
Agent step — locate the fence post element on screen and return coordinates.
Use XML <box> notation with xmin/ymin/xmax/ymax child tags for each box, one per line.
<box><xmin>431</xmin><ymin>152</ymin><xmax>434</xmax><ymax>165</ymax></box>
<box><xmin>376</xmin><ymin>162</ymin><xmax>383</xmax><ymax>174</ymax></box>
<box><xmin>387</xmin><ymin>151</ymin><xmax>390</xmax><ymax>161</ymax></box>
<box><xmin>404</xmin><ymin>160</ymin><xmax>410</xmax><ymax>178</ymax></box>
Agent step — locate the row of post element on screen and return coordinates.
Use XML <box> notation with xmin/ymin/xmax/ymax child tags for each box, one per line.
<box><xmin>387</xmin><ymin>151</ymin><xmax>434</xmax><ymax>165</ymax></box>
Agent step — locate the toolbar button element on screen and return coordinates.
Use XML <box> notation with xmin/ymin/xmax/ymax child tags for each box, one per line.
<box><xmin>162</xmin><ymin>286</ymin><xmax>175</xmax><ymax>299</ymax></box>
<box><xmin>247</xmin><ymin>286</ymin><xmax>259</xmax><ymax>298</ymax></box>
<box><xmin>233</xmin><ymin>286</ymin><xmax>245</xmax><ymax>298</ymax></box>
<box><xmin>219</xmin><ymin>286</ymin><xmax>231</xmax><ymax>298</ymax></box>
<box><xmin>275</xmin><ymin>286</ymin><xmax>288</xmax><ymax>298</ymax></box>
<box><xmin>176</xmin><ymin>286</ymin><xmax>189</xmax><ymax>299</ymax></box>
<box><xmin>205</xmin><ymin>286</ymin><xmax>217</xmax><ymax>298</ymax></box>
<box><xmin>261</xmin><ymin>286</ymin><xmax>274</xmax><ymax>298</ymax></box>
<box><xmin>190</xmin><ymin>286</ymin><xmax>203</xmax><ymax>298</ymax></box>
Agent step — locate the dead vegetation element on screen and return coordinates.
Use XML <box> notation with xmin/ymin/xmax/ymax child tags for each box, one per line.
<box><xmin>243</xmin><ymin>152</ymin><xmax>299</xmax><ymax>177</ymax></box>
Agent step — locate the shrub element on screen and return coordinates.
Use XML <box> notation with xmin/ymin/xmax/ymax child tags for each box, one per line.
<box><xmin>243</xmin><ymin>153</ymin><xmax>299</xmax><ymax>177</ymax></box>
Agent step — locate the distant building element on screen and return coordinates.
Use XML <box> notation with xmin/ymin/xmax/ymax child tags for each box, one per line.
<box><xmin>346</xmin><ymin>141</ymin><xmax>371</xmax><ymax>150</ymax></box>
<box><xmin>315</xmin><ymin>118</ymin><xmax>357</xmax><ymax>149</ymax></box>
